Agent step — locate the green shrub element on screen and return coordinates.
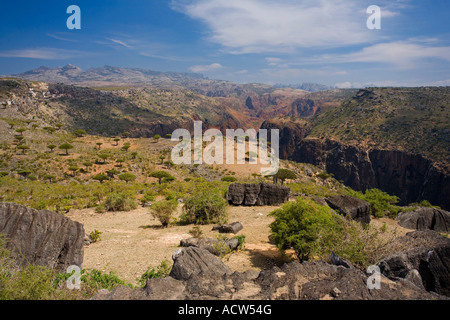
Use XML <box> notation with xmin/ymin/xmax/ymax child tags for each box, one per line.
<box><xmin>89</xmin><ymin>229</ymin><xmax>102</xmax><ymax>243</ymax></box>
<box><xmin>221</xmin><ymin>176</ymin><xmax>237</xmax><ymax>182</ymax></box>
<box><xmin>349</xmin><ymin>188</ymin><xmax>401</xmax><ymax>218</ymax></box>
<box><xmin>183</xmin><ymin>192</ymin><xmax>228</xmax><ymax>225</ymax></box>
<box><xmin>103</xmin><ymin>193</ymin><xmax>137</xmax><ymax>212</ymax></box>
<box><xmin>269</xmin><ymin>198</ymin><xmax>338</xmax><ymax>261</ymax></box>
<box><xmin>137</xmin><ymin>259</ymin><xmax>172</xmax><ymax>287</ymax></box>
<box><xmin>149</xmin><ymin>200</ymin><xmax>178</xmax><ymax>227</ymax></box>
<box><xmin>188</xmin><ymin>226</ymin><xmax>204</xmax><ymax>239</ymax></box>
<box><xmin>80</xmin><ymin>269</ymin><xmax>127</xmax><ymax>291</ymax></box>
<box><xmin>233</xmin><ymin>234</ymin><xmax>246</xmax><ymax>250</ymax></box>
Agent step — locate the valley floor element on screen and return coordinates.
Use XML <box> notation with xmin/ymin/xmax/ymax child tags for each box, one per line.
<box><xmin>67</xmin><ymin>201</ymin><xmax>412</xmax><ymax>286</ymax></box>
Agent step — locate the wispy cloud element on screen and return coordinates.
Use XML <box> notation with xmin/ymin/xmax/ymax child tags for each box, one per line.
<box><xmin>189</xmin><ymin>63</ymin><xmax>224</xmax><ymax>73</ymax></box>
<box><xmin>106</xmin><ymin>38</ymin><xmax>135</xmax><ymax>49</ymax></box>
<box><xmin>0</xmin><ymin>47</ymin><xmax>87</xmax><ymax>60</ymax></box>
<box><xmin>46</xmin><ymin>32</ymin><xmax>79</xmax><ymax>42</ymax></box>
<box><xmin>172</xmin><ymin>0</ymin><xmax>389</xmax><ymax>53</ymax></box>
<box><xmin>309</xmin><ymin>41</ymin><xmax>450</xmax><ymax>69</ymax></box>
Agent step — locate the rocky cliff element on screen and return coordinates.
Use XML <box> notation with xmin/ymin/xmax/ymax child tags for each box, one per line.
<box><xmin>292</xmin><ymin>138</ymin><xmax>450</xmax><ymax>210</ymax></box>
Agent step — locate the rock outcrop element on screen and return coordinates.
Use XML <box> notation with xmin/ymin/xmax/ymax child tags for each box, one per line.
<box><xmin>397</xmin><ymin>208</ymin><xmax>450</xmax><ymax>233</ymax></box>
<box><xmin>226</xmin><ymin>183</ymin><xmax>290</xmax><ymax>206</ymax></box>
<box><xmin>93</xmin><ymin>245</ymin><xmax>447</xmax><ymax>300</ymax></box>
<box><xmin>0</xmin><ymin>202</ymin><xmax>85</xmax><ymax>271</ymax></box>
<box><xmin>377</xmin><ymin>231</ymin><xmax>450</xmax><ymax>297</ymax></box>
<box><xmin>212</xmin><ymin>222</ymin><xmax>243</xmax><ymax>234</ymax></box>
<box><xmin>292</xmin><ymin>138</ymin><xmax>450</xmax><ymax>210</ymax></box>
<box><xmin>179</xmin><ymin>237</ymin><xmax>240</xmax><ymax>256</ymax></box>
<box><xmin>325</xmin><ymin>195</ymin><xmax>371</xmax><ymax>227</ymax></box>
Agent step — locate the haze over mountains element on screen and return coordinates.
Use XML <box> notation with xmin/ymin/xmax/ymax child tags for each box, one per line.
<box><xmin>8</xmin><ymin>64</ymin><xmax>333</xmax><ymax>94</ymax></box>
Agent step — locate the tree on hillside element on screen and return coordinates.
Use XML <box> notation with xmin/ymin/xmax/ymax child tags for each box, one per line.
<box><xmin>273</xmin><ymin>168</ymin><xmax>297</xmax><ymax>185</ymax></box>
<box><xmin>15</xmin><ymin>128</ymin><xmax>27</xmax><ymax>137</ymax></box>
<box><xmin>149</xmin><ymin>170</ymin><xmax>173</xmax><ymax>184</ymax></box>
<box><xmin>73</xmin><ymin>129</ymin><xmax>86</xmax><ymax>137</ymax></box>
<box><xmin>98</xmin><ymin>153</ymin><xmax>108</xmax><ymax>164</ymax></box>
<box><xmin>153</xmin><ymin>134</ymin><xmax>161</xmax><ymax>143</ymax></box>
<box><xmin>68</xmin><ymin>166</ymin><xmax>79</xmax><ymax>177</ymax></box>
<box><xmin>119</xmin><ymin>172</ymin><xmax>136</xmax><ymax>184</ymax></box>
<box><xmin>113</xmin><ymin>138</ymin><xmax>121</xmax><ymax>146</ymax></box>
<box><xmin>17</xmin><ymin>144</ymin><xmax>30</xmax><ymax>155</ymax></box>
<box><xmin>96</xmin><ymin>142</ymin><xmax>103</xmax><ymax>150</ymax></box>
<box><xmin>92</xmin><ymin>173</ymin><xmax>109</xmax><ymax>184</ymax></box>
<box><xmin>43</xmin><ymin>174</ymin><xmax>56</xmax><ymax>183</ymax></box>
<box><xmin>59</xmin><ymin>143</ymin><xmax>74</xmax><ymax>155</ymax></box>
<box><xmin>47</xmin><ymin>144</ymin><xmax>57</xmax><ymax>153</ymax></box>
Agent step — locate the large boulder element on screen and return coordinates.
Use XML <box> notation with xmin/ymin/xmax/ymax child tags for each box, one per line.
<box><xmin>397</xmin><ymin>207</ymin><xmax>450</xmax><ymax>233</ymax></box>
<box><xmin>179</xmin><ymin>237</ymin><xmax>240</xmax><ymax>256</ymax></box>
<box><xmin>0</xmin><ymin>202</ymin><xmax>85</xmax><ymax>271</ymax></box>
<box><xmin>212</xmin><ymin>221</ymin><xmax>243</xmax><ymax>234</ymax></box>
<box><xmin>169</xmin><ymin>247</ymin><xmax>232</xmax><ymax>281</ymax></box>
<box><xmin>325</xmin><ymin>195</ymin><xmax>371</xmax><ymax>227</ymax></box>
<box><xmin>226</xmin><ymin>183</ymin><xmax>290</xmax><ymax>206</ymax></box>
<box><xmin>377</xmin><ymin>230</ymin><xmax>450</xmax><ymax>297</ymax></box>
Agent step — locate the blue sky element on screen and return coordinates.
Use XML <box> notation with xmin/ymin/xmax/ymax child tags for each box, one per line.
<box><xmin>0</xmin><ymin>0</ymin><xmax>449</xmax><ymax>87</ymax></box>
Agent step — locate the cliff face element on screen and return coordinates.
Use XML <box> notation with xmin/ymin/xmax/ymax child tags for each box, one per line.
<box><xmin>260</xmin><ymin>118</ymin><xmax>310</xmax><ymax>159</ymax></box>
<box><xmin>292</xmin><ymin>138</ymin><xmax>450</xmax><ymax>210</ymax></box>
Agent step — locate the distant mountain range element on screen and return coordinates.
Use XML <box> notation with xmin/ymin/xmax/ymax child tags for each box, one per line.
<box><xmin>8</xmin><ymin>64</ymin><xmax>333</xmax><ymax>94</ymax></box>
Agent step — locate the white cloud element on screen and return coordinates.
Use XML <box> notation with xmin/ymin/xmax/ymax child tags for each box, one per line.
<box><xmin>106</xmin><ymin>38</ymin><xmax>135</xmax><ymax>49</ymax></box>
<box><xmin>331</xmin><ymin>41</ymin><xmax>450</xmax><ymax>68</ymax></box>
<box><xmin>172</xmin><ymin>0</ymin><xmax>382</xmax><ymax>53</ymax></box>
<box><xmin>0</xmin><ymin>47</ymin><xmax>86</xmax><ymax>60</ymax></box>
<box><xmin>189</xmin><ymin>63</ymin><xmax>224</xmax><ymax>73</ymax></box>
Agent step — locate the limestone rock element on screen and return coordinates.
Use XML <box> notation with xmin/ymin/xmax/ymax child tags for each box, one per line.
<box><xmin>325</xmin><ymin>195</ymin><xmax>371</xmax><ymax>227</ymax></box>
<box><xmin>169</xmin><ymin>247</ymin><xmax>232</xmax><ymax>281</ymax></box>
<box><xmin>0</xmin><ymin>202</ymin><xmax>85</xmax><ymax>271</ymax></box>
<box><xmin>397</xmin><ymin>207</ymin><xmax>450</xmax><ymax>233</ymax></box>
<box><xmin>212</xmin><ymin>221</ymin><xmax>243</xmax><ymax>234</ymax></box>
<box><xmin>226</xmin><ymin>183</ymin><xmax>290</xmax><ymax>206</ymax></box>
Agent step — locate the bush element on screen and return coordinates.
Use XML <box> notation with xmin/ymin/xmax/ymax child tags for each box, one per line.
<box><xmin>89</xmin><ymin>229</ymin><xmax>102</xmax><ymax>243</ymax></box>
<box><xmin>183</xmin><ymin>192</ymin><xmax>228</xmax><ymax>225</ymax></box>
<box><xmin>269</xmin><ymin>198</ymin><xmax>338</xmax><ymax>262</ymax></box>
<box><xmin>221</xmin><ymin>176</ymin><xmax>237</xmax><ymax>182</ymax></box>
<box><xmin>350</xmin><ymin>188</ymin><xmax>401</xmax><ymax>218</ymax></box>
<box><xmin>103</xmin><ymin>193</ymin><xmax>137</xmax><ymax>212</ymax></box>
<box><xmin>137</xmin><ymin>259</ymin><xmax>172</xmax><ymax>287</ymax></box>
<box><xmin>149</xmin><ymin>200</ymin><xmax>178</xmax><ymax>227</ymax></box>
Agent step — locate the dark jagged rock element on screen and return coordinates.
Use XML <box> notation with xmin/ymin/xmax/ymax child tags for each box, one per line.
<box><xmin>325</xmin><ymin>195</ymin><xmax>371</xmax><ymax>227</ymax></box>
<box><xmin>226</xmin><ymin>183</ymin><xmax>290</xmax><ymax>206</ymax></box>
<box><xmin>0</xmin><ymin>202</ymin><xmax>84</xmax><ymax>271</ymax></box>
<box><xmin>169</xmin><ymin>247</ymin><xmax>232</xmax><ymax>281</ymax></box>
<box><xmin>397</xmin><ymin>207</ymin><xmax>450</xmax><ymax>233</ymax></box>
<box><xmin>378</xmin><ymin>230</ymin><xmax>450</xmax><ymax>297</ymax></box>
<box><xmin>212</xmin><ymin>221</ymin><xmax>243</xmax><ymax>234</ymax></box>
<box><xmin>94</xmin><ymin>255</ymin><xmax>447</xmax><ymax>300</ymax></box>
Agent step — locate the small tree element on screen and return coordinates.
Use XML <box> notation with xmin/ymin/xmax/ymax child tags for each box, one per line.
<box><xmin>153</xmin><ymin>134</ymin><xmax>161</xmax><ymax>143</ymax></box>
<box><xmin>47</xmin><ymin>144</ymin><xmax>57</xmax><ymax>153</ymax></box>
<box><xmin>15</xmin><ymin>128</ymin><xmax>27</xmax><ymax>137</ymax></box>
<box><xmin>98</xmin><ymin>153</ymin><xmax>108</xmax><ymax>164</ymax></box>
<box><xmin>73</xmin><ymin>129</ymin><xmax>86</xmax><ymax>137</ymax></box>
<box><xmin>7</xmin><ymin>121</ymin><xmax>17</xmax><ymax>129</ymax></box>
<box><xmin>121</xmin><ymin>143</ymin><xmax>131</xmax><ymax>152</ymax></box>
<box><xmin>119</xmin><ymin>172</ymin><xmax>136</xmax><ymax>184</ymax></box>
<box><xmin>43</xmin><ymin>174</ymin><xmax>56</xmax><ymax>183</ymax></box>
<box><xmin>183</xmin><ymin>192</ymin><xmax>228</xmax><ymax>225</ymax></box>
<box><xmin>122</xmin><ymin>132</ymin><xmax>130</xmax><ymax>138</ymax></box>
<box><xmin>93</xmin><ymin>173</ymin><xmax>109</xmax><ymax>184</ymax></box>
<box><xmin>96</xmin><ymin>142</ymin><xmax>103</xmax><ymax>150</ymax></box>
<box><xmin>269</xmin><ymin>198</ymin><xmax>337</xmax><ymax>262</ymax></box>
<box><xmin>131</xmin><ymin>151</ymin><xmax>138</xmax><ymax>159</ymax></box>
<box><xmin>149</xmin><ymin>171</ymin><xmax>173</xmax><ymax>184</ymax></box>
<box><xmin>68</xmin><ymin>166</ymin><xmax>79</xmax><ymax>177</ymax></box>
<box><xmin>273</xmin><ymin>168</ymin><xmax>296</xmax><ymax>185</ymax></box>
<box><xmin>150</xmin><ymin>200</ymin><xmax>178</xmax><ymax>227</ymax></box>
<box><xmin>17</xmin><ymin>169</ymin><xmax>32</xmax><ymax>181</ymax></box>
<box><xmin>113</xmin><ymin>138</ymin><xmax>121</xmax><ymax>146</ymax></box>
<box><xmin>17</xmin><ymin>144</ymin><xmax>30</xmax><ymax>155</ymax></box>
<box><xmin>59</xmin><ymin>143</ymin><xmax>74</xmax><ymax>155</ymax></box>
<box><xmin>106</xmin><ymin>169</ymin><xmax>120</xmax><ymax>179</ymax></box>
<box><xmin>116</xmin><ymin>159</ymin><xmax>125</xmax><ymax>167</ymax></box>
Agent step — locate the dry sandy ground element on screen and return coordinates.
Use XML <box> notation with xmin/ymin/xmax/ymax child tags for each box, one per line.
<box><xmin>67</xmin><ymin>204</ymin><xmax>289</xmax><ymax>285</ymax></box>
<box><xmin>67</xmin><ymin>202</ymin><xmax>412</xmax><ymax>286</ymax></box>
